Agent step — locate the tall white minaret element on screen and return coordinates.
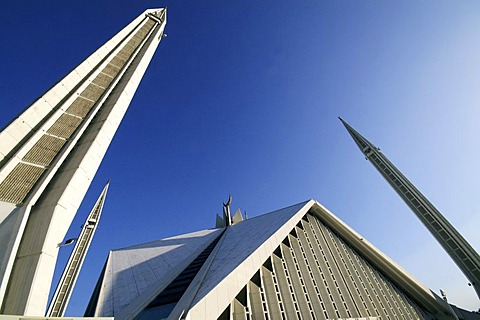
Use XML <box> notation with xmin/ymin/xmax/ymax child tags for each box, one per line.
<box><xmin>340</xmin><ymin>117</ymin><xmax>480</xmax><ymax>300</ymax></box>
<box><xmin>0</xmin><ymin>9</ymin><xmax>167</xmax><ymax>315</ymax></box>
<box><xmin>47</xmin><ymin>181</ymin><xmax>109</xmax><ymax>317</ymax></box>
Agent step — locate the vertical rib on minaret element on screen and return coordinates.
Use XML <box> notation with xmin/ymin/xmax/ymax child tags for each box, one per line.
<box><xmin>339</xmin><ymin>117</ymin><xmax>480</xmax><ymax>299</ymax></box>
<box><xmin>47</xmin><ymin>181</ymin><xmax>110</xmax><ymax>317</ymax></box>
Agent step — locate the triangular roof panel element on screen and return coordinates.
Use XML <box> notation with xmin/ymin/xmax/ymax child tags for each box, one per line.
<box><xmin>94</xmin><ymin>228</ymin><xmax>223</xmax><ymax>317</ymax></box>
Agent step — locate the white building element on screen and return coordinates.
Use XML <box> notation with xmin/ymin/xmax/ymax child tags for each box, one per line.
<box><xmin>86</xmin><ymin>200</ymin><xmax>460</xmax><ymax>320</ymax></box>
<box><xmin>0</xmin><ymin>8</ymin><xmax>167</xmax><ymax>315</ymax></box>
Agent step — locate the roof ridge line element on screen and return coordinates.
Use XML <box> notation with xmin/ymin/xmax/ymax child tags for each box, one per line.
<box><xmin>168</xmin><ymin>227</ymin><xmax>230</xmax><ymax>319</ymax></box>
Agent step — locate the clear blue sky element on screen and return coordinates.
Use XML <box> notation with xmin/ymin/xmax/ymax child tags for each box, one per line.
<box><xmin>1</xmin><ymin>0</ymin><xmax>480</xmax><ymax>314</ymax></box>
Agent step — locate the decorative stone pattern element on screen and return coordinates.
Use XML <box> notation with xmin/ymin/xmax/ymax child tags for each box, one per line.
<box><xmin>0</xmin><ymin>163</ymin><xmax>45</xmax><ymax>204</ymax></box>
<box><xmin>221</xmin><ymin>213</ymin><xmax>428</xmax><ymax>319</ymax></box>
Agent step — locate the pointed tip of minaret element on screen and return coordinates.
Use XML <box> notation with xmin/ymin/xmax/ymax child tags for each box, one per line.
<box><xmin>338</xmin><ymin>117</ymin><xmax>350</xmax><ymax>129</ymax></box>
<box><xmin>338</xmin><ymin>116</ymin><xmax>349</xmax><ymax>127</ymax></box>
<box><xmin>103</xmin><ymin>180</ymin><xmax>111</xmax><ymax>193</ymax></box>
<box><xmin>339</xmin><ymin>117</ymin><xmax>379</xmax><ymax>155</ymax></box>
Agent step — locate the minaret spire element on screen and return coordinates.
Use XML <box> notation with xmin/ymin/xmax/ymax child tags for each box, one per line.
<box><xmin>340</xmin><ymin>117</ymin><xmax>480</xmax><ymax>299</ymax></box>
<box><xmin>47</xmin><ymin>181</ymin><xmax>110</xmax><ymax>317</ymax></box>
<box><xmin>0</xmin><ymin>9</ymin><xmax>167</xmax><ymax>314</ymax></box>
<box><xmin>338</xmin><ymin>117</ymin><xmax>380</xmax><ymax>157</ymax></box>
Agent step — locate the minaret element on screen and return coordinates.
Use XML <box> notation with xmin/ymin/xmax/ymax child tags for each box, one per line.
<box><xmin>339</xmin><ymin>117</ymin><xmax>480</xmax><ymax>299</ymax></box>
<box><xmin>0</xmin><ymin>9</ymin><xmax>167</xmax><ymax>315</ymax></box>
<box><xmin>47</xmin><ymin>181</ymin><xmax>109</xmax><ymax>317</ymax></box>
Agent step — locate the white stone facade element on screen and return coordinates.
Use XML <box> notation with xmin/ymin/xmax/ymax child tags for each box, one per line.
<box><xmin>0</xmin><ymin>9</ymin><xmax>167</xmax><ymax>316</ymax></box>
<box><xmin>87</xmin><ymin>200</ymin><xmax>457</xmax><ymax>320</ymax></box>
